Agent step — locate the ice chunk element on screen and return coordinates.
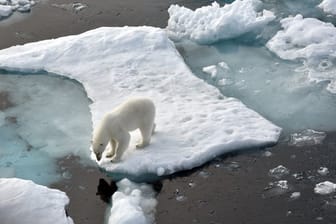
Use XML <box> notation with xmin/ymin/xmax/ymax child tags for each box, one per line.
<box><xmin>318</xmin><ymin>0</ymin><xmax>336</xmax><ymax>15</ymax></box>
<box><xmin>167</xmin><ymin>0</ymin><xmax>275</xmax><ymax>44</ymax></box>
<box><xmin>263</xmin><ymin>180</ymin><xmax>290</xmax><ymax>198</ymax></box>
<box><xmin>290</xmin><ymin>192</ymin><xmax>301</xmax><ymax>200</ymax></box>
<box><xmin>289</xmin><ymin>129</ymin><xmax>326</xmax><ymax>146</ymax></box>
<box><xmin>0</xmin><ymin>5</ymin><xmax>12</xmax><ymax>18</ymax></box>
<box><xmin>266</xmin><ymin>15</ymin><xmax>336</xmax><ymax>93</ymax></box>
<box><xmin>269</xmin><ymin>165</ymin><xmax>290</xmax><ymax>179</ymax></box>
<box><xmin>314</xmin><ymin>181</ymin><xmax>336</xmax><ymax>195</ymax></box>
<box><xmin>108</xmin><ymin>179</ymin><xmax>157</xmax><ymax>224</ymax></box>
<box><xmin>0</xmin><ymin>27</ymin><xmax>281</xmax><ymax>178</ymax></box>
<box><xmin>317</xmin><ymin>167</ymin><xmax>329</xmax><ymax>176</ymax></box>
<box><xmin>0</xmin><ymin>178</ymin><xmax>73</xmax><ymax>224</ymax></box>
<box><xmin>202</xmin><ymin>65</ymin><xmax>218</xmax><ymax>78</ymax></box>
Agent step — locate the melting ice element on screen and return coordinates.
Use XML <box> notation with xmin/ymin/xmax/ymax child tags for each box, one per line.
<box><xmin>169</xmin><ymin>1</ymin><xmax>336</xmax><ymax>133</ymax></box>
<box><xmin>0</xmin><ymin>73</ymin><xmax>92</xmax><ymax>185</ymax></box>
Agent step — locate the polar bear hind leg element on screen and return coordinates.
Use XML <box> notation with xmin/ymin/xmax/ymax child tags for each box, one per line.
<box><xmin>111</xmin><ymin>132</ymin><xmax>130</xmax><ymax>162</ymax></box>
<box><xmin>137</xmin><ymin>122</ymin><xmax>155</xmax><ymax>149</ymax></box>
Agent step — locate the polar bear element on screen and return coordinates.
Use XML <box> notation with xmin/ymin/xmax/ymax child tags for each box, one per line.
<box><xmin>92</xmin><ymin>97</ymin><xmax>156</xmax><ymax>162</ymax></box>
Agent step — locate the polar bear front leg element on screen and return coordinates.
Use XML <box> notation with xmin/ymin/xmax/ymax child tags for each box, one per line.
<box><xmin>111</xmin><ymin>132</ymin><xmax>130</xmax><ymax>162</ymax></box>
<box><xmin>106</xmin><ymin>139</ymin><xmax>117</xmax><ymax>158</ymax></box>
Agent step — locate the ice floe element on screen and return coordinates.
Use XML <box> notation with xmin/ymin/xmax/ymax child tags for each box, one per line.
<box><xmin>0</xmin><ymin>178</ymin><xmax>73</xmax><ymax>224</ymax></box>
<box><xmin>318</xmin><ymin>0</ymin><xmax>336</xmax><ymax>15</ymax></box>
<box><xmin>314</xmin><ymin>181</ymin><xmax>336</xmax><ymax>195</ymax></box>
<box><xmin>267</xmin><ymin>14</ymin><xmax>336</xmax><ymax>93</ymax></box>
<box><xmin>0</xmin><ymin>0</ymin><xmax>35</xmax><ymax>19</ymax></box>
<box><xmin>0</xmin><ymin>26</ymin><xmax>281</xmax><ymax>178</ymax></box>
<box><xmin>317</xmin><ymin>167</ymin><xmax>329</xmax><ymax>176</ymax></box>
<box><xmin>108</xmin><ymin>179</ymin><xmax>157</xmax><ymax>224</ymax></box>
<box><xmin>167</xmin><ymin>0</ymin><xmax>275</xmax><ymax>44</ymax></box>
<box><xmin>269</xmin><ymin>165</ymin><xmax>290</xmax><ymax>179</ymax></box>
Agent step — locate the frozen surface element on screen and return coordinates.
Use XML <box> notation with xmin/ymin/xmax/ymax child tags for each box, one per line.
<box><xmin>289</xmin><ymin>129</ymin><xmax>326</xmax><ymax>146</ymax></box>
<box><xmin>314</xmin><ymin>181</ymin><xmax>336</xmax><ymax>195</ymax></box>
<box><xmin>0</xmin><ymin>74</ymin><xmax>92</xmax><ymax>185</ymax></box>
<box><xmin>269</xmin><ymin>165</ymin><xmax>290</xmax><ymax>179</ymax></box>
<box><xmin>0</xmin><ymin>0</ymin><xmax>35</xmax><ymax>20</ymax></box>
<box><xmin>108</xmin><ymin>179</ymin><xmax>157</xmax><ymax>224</ymax></box>
<box><xmin>177</xmin><ymin>41</ymin><xmax>336</xmax><ymax>132</ymax></box>
<box><xmin>267</xmin><ymin>15</ymin><xmax>336</xmax><ymax>93</ymax></box>
<box><xmin>0</xmin><ymin>178</ymin><xmax>73</xmax><ymax>224</ymax></box>
<box><xmin>167</xmin><ymin>0</ymin><xmax>275</xmax><ymax>44</ymax></box>
<box><xmin>319</xmin><ymin>0</ymin><xmax>336</xmax><ymax>15</ymax></box>
<box><xmin>0</xmin><ymin>27</ymin><xmax>281</xmax><ymax>178</ymax></box>
<box><xmin>317</xmin><ymin>167</ymin><xmax>329</xmax><ymax>176</ymax></box>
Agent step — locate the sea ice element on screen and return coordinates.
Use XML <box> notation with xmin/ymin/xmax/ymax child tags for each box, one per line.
<box><xmin>290</xmin><ymin>191</ymin><xmax>301</xmax><ymax>200</ymax></box>
<box><xmin>269</xmin><ymin>165</ymin><xmax>290</xmax><ymax>179</ymax></box>
<box><xmin>0</xmin><ymin>178</ymin><xmax>73</xmax><ymax>224</ymax></box>
<box><xmin>318</xmin><ymin>0</ymin><xmax>336</xmax><ymax>15</ymax></box>
<box><xmin>289</xmin><ymin>129</ymin><xmax>326</xmax><ymax>146</ymax></box>
<box><xmin>108</xmin><ymin>179</ymin><xmax>157</xmax><ymax>224</ymax></box>
<box><xmin>0</xmin><ymin>74</ymin><xmax>92</xmax><ymax>185</ymax></box>
<box><xmin>314</xmin><ymin>181</ymin><xmax>336</xmax><ymax>195</ymax></box>
<box><xmin>0</xmin><ymin>0</ymin><xmax>35</xmax><ymax>20</ymax></box>
<box><xmin>266</xmin><ymin>14</ymin><xmax>336</xmax><ymax>93</ymax></box>
<box><xmin>167</xmin><ymin>0</ymin><xmax>275</xmax><ymax>44</ymax></box>
<box><xmin>317</xmin><ymin>167</ymin><xmax>329</xmax><ymax>176</ymax></box>
<box><xmin>0</xmin><ymin>27</ymin><xmax>281</xmax><ymax>178</ymax></box>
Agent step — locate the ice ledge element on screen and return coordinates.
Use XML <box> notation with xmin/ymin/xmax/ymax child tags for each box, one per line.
<box><xmin>0</xmin><ymin>26</ymin><xmax>281</xmax><ymax>177</ymax></box>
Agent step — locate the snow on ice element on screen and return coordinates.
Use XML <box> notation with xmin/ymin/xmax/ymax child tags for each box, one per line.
<box><xmin>266</xmin><ymin>14</ymin><xmax>336</xmax><ymax>93</ymax></box>
<box><xmin>167</xmin><ymin>0</ymin><xmax>275</xmax><ymax>44</ymax></box>
<box><xmin>0</xmin><ymin>178</ymin><xmax>73</xmax><ymax>224</ymax></box>
<box><xmin>318</xmin><ymin>0</ymin><xmax>336</xmax><ymax>16</ymax></box>
<box><xmin>0</xmin><ymin>26</ymin><xmax>281</xmax><ymax>178</ymax></box>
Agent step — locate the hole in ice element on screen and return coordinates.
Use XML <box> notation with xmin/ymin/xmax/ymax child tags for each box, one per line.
<box><xmin>0</xmin><ymin>72</ymin><xmax>92</xmax><ymax>186</ymax></box>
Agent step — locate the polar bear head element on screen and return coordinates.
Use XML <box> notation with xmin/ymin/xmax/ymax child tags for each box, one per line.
<box><xmin>92</xmin><ymin>125</ymin><xmax>110</xmax><ymax>161</ymax></box>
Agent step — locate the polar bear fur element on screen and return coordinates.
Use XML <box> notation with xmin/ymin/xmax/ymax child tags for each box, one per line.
<box><xmin>92</xmin><ymin>97</ymin><xmax>156</xmax><ymax>162</ymax></box>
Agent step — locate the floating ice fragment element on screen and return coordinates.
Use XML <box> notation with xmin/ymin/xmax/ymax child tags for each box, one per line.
<box><xmin>108</xmin><ymin>179</ymin><xmax>157</xmax><ymax>224</ymax></box>
<box><xmin>314</xmin><ymin>181</ymin><xmax>336</xmax><ymax>195</ymax></box>
<box><xmin>223</xmin><ymin>161</ymin><xmax>241</xmax><ymax>171</ymax></box>
<box><xmin>317</xmin><ymin>167</ymin><xmax>329</xmax><ymax>176</ymax></box>
<box><xmin>269</xmin><ymin>165</ymin><xmax>290</xmax><ymax>179</ymax></box>
<box><xmin>290</xmin><ymin>191</ymin><xmax>301</xmax><ymax>200</ymax></box>
<box><xmin>263</xmin><ymin>150</ymin><xmax>272</xmax><ymax>157</ymax></box>
<box><xmin>202</xmin><ymin>65</ymin><xmax>218</xmax><ymax>78</ymax></box>
<box><xmin>263</xmin><ymin>180</ymin><xmax>290</xmax><ymax>198</ymax></box>
<box><xmin>167</xmin><ymin>0</ymin><xmax>275</xmax><ymax>44</ymax></box>
<box><xmin>318</xmin><ymin>0</ymin><xmax>336</xmax><ymax>16</ymax></box>
<box><xmin>0</xmin><ymin>5</ymin><xmax>12</xmax><ymax>18</ymax></box>
<box><xmin>199</xmin><ymin>170</ymin><xmax>211</xmax><ymax>178</ymax></box>
<box><xmin>289</xmin><ymin>129</ymin><xmax>326</xmax><ymax>146</ymax></box>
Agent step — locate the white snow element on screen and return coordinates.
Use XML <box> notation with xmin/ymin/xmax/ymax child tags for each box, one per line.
<box><xmin>314</xmin><ymin>181</ymin><xmax>336</xmax><ymax>195</ymax></box>
<box><xmin>167</xmin><ymin>0</ymin><xmax>275</xmax><ymax>44</ymax></box>
<box><xmin>318</xmin><ymin>0</ymin><xmax>336</xmax><ymax>15</ymax></box>
<box><xmin>0</xmin><ymin>178</ymin><xmax>73</xmax><ymax>224</ymax></box>
<box><xmin>0</xmin><ymin>26</ymin><xmax>281</xmax><ymax>177</ymax></box>
<box><xmin>108</xmin><ymin>179</ymin><xmax>157</xmax><ymax>224</ymax></box>
<box><xmin>266</xmin><ymin>15</ymin><xmax>336</xmax><ymax>93</ymax></box>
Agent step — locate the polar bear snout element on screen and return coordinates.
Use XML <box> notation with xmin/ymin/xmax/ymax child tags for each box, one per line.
<box><xmin>95</xmin><ymin>151</ymin><xmax>102</xmax><ymax>161</ymax></box>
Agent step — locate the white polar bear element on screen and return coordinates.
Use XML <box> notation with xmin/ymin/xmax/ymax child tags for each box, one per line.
<box><xmin>92</xmin><ymin>97</ymin><xmax>156</xmax><ymax>162</ymax></box>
